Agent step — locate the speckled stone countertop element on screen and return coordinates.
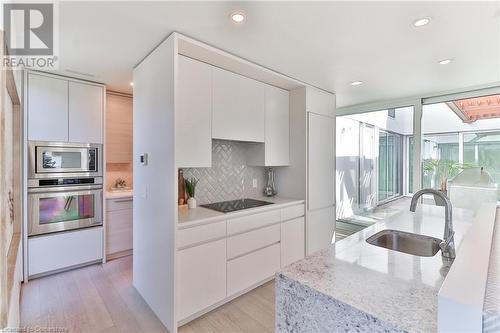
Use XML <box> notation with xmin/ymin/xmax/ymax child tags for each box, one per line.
<box><xmin>177</xmin><ymin>197</ymin><xmax>304</xmax><ymax>228</ymax></box>
<box><xmin>277</xmin><ymin>205</ymin><xmax>475</xmax><ymax>333</ymax></box>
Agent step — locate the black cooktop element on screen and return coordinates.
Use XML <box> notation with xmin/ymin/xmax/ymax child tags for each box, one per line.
<box><xmin>201</xmin><ymin>198</ymin><xmax>274</xmax><ymax>213</ymax></box>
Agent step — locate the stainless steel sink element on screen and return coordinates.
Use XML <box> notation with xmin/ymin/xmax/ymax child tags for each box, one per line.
<box><xmin>366</xmin><ymin>229</ymin><xmax>442</xmax><ymax>257</ymax></box>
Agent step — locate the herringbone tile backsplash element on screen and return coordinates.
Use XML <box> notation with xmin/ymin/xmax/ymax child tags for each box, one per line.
<box><xmin>182</xmin><ymin>140</ymin><xmax>266</xmax><ymax>205</ymax></box>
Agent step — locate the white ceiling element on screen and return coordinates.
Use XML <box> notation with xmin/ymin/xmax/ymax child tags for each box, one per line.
<box><xmin>57</xmin><ymin>1</ymin><xmax>500</xmax><ymax>107</ymax></box>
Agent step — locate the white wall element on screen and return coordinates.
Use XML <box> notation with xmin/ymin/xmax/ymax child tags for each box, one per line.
<box><xmin>133</xmin><ymin>35</ymin><xmax>177</xmax><ymax>332</ymax></box>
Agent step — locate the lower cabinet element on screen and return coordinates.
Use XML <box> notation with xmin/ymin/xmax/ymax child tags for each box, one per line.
<box><xmin>227</xmin><ymin>243</ymin><xmax>280</xmax><ymax>296</ymax></box>
<box><xmin>281</xmin><ymin>217</ymin><xmax>305</xmax><ymax>267</ymax></box>
<box><xmin>178</xmin><ymin>239</ymin><xmax>227</xmax><ymax>320</ymax></box>
<box><xmin>307</xmin><ymin>206</ymin><xmax>335</xmax><ymax>255</ymax></box>
<box><xmin>106</xmin><ymin>197</ymin><xmax>133</xmax><ymax>258</ymax></box>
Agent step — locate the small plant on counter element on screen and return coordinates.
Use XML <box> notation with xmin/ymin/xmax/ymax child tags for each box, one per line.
<box><xmin>185</xmin><ymin>177</ymin><xmax>199</xmax><ymax>209</ymax></box>
<box><xmin>114</xmin><ymin>178</ymin><xmax>127</xmax><ymax>189</ymax></box>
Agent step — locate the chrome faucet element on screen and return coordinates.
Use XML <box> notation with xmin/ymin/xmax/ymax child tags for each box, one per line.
<box><xmin>410</xmin><ymin>189</ymin><xmax>456</xmax><ymax>259</ymax></box>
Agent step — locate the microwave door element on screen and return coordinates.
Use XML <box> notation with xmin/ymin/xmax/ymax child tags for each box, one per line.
<box><xmin>36</xmin><ymin>147</ymin><xmax>90</xmax><ymax>174</ymax></box>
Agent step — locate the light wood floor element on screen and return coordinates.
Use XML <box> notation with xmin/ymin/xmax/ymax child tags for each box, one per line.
<box><xmin>20</xmin><ymin>255</ymin><xmax>275</xmax><ymax>333</ymax></box>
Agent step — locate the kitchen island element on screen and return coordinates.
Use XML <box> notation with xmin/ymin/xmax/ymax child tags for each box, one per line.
<box><xmin>276</xmin><ymin>204</ymin><xmax>478</xmax><ymax>333</ymax></box>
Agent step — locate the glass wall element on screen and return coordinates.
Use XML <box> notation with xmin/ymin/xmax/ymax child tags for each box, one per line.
<box><xmin>378</xmin><ymin>131</ymin><xmax>402</xmax><ymax>201</ymax></box>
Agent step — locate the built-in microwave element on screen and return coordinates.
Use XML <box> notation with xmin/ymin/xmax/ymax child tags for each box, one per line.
<box><xmin>29</xmin><ymin>141</ymin><xmax>102</xmax><ymax>179</ymax></box>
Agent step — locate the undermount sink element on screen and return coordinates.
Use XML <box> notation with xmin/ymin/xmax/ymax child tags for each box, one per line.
<box><xmin>366</xmin><ymin>229</ymin><xmax>442</xmax><ymax>257</ymax></box>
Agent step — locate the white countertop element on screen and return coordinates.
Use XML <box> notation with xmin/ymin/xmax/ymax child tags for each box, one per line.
<box><xmin>178</xmin><ymin>197</ymin><xmax>304</xmax><ymax>228</ymax></box>
<box><xmin>106</xmin><ymin>190</ymin><xmax>133</xmax><ymax>200</ymax></box>
<box><xmin>279</xmin><ymin>204</ymin><xmax>476</xmax><ymax>332</ymax></box>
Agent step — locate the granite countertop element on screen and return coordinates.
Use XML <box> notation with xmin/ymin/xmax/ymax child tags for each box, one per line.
<box><xmin>178</xmin><ymin>197</ymin><xmax>304</xmax><ymax>228</ymax></box>
<box><xmin>278</xmin><ymin>205</ymin><xmax>475</xmax><ymax>333</ymax></box>
<box><xmin>106</xmin><ymin>190</ymin><xmax>133</xmax><ymax>200</ymax></box>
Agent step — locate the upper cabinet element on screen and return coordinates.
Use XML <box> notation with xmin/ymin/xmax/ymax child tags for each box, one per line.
<box><xmin>27</xmin><ymin>72</ymin><xmax>105</xmax><ymax>144</ymax></box>
<box><xmin>69</xmin><ymin>81</ymin><xmax>104</xmax><ymax>144</ymax></box>
<box><xmin>28</xmin><ymin>73</ymin><xmax>69</xmax><ymax>142</ymax></box>
<box><xmin>306</xmin><ymin>87</ymin><xmax>335</xmax><ymax>117</ymax></box>
<box><xmin>106</xmin><ymin>93</ymin><xmax>133</xmax><ymax>163</ymax></box>
<box><xmin>212</xmin><ymin>67</ymin><xmax>265</xmax><ymax>143</ymax></box>
<box><xmin>247</xmin><ymin>84</ymin><xmax>290</xmax><ymax>166</ymax></box>
<box><xmin>176</xmin><ymin>56</ymin><xmax>212</xmax><ymax>168</ymax></box>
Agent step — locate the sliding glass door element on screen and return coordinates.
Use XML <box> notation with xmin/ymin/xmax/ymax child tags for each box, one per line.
<box><xmin>378</xmin><ymin>130</ymin><xmax>402</xmax><ymax>202</ymax></box>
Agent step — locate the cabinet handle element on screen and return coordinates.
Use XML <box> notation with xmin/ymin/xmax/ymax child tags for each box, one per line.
<box><xmin>112</xmin><ymin>198</ymin><xmax>133</xmax><ymax>203</ymax></box>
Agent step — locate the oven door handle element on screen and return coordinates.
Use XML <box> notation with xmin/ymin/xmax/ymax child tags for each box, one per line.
<box><xmin>28</xmin><ymin>185</ymin><xmax>103</xmax><ymax>193</ymax></box>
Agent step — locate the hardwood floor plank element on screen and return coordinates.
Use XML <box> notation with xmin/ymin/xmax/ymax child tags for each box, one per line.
<box><xmin>86</xmin><ymin>263</ymin><xmax>144</xmax><ymax>332</ymax></box>
<box><xmin>19</xmin><ymin>276</ymin><xmax>41</xmax><ymax>327</ymax></box>
<box><xmin>71</xmin><ymin>266</ymin><xmax>114</xmax><ymax>331</ymax></box>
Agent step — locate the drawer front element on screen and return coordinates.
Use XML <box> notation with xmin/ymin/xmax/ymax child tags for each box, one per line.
<box><xmin>106</xmin><ymin>198</ymin><xmax>133</xmax><ymax>212</ymax></box>
<box><xmin>227</xmin><ymin>209</ymin><xmax>280</xmax><ymax>235</ymax></box>
<box><xmin>281</xmin><ymin>204</ymin><xmax>304</xmax><ymax>221</ymax></box>
<box><xmin>227</xmin><ymin>224</ymin><xmax>280</xmax><ymax>260</ymax></box>
<box><xmin>106</xmin><ymin>209</ymin><xmax>133</xmax><ymax>255</ymax></box>
<box><xmin>177</xmin><ymin>221</ymin><xmax>226</xmax><ymax>249</ymax></box>
<box><xmin>227</xmin><ymin>243</ymin><xmax>280</xmax><ymax>296</ymax></box>
<box><xmin>29</xmin><ymin>227</ymin><xmax>103</xmax><ymax>277</ymax></box>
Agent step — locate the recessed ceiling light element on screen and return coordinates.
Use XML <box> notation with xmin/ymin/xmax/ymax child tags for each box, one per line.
<box><xmin>438</xmin><ymin>59</ymin><xmax>453</xmax><ymax>65</ymax></box>
<box><xmin>351</xmin><ymin>81</ymin><xmax>363</xmax><ymax>86</ymax></box>
<box><xmin>130</xmin><ymin>82</ymin><xmax>134</xmax><ymax>86</ymax></box>
<box><xmin>230</xmin><ymin>11</ymin><xmax>246</xmax><ymax>23</ymax></box>
<box><xmin>413</xmin><ymin>17</ymin><xmax>431</xmax><ymax>27</ymax></box>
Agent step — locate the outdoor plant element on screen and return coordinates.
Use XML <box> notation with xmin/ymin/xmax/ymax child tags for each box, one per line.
<box><xmin>185</xmin><ymin>177</ymin><xmax>198</xmax><ymax>198</ymax></box>
<box><xmin>423</xmin><ymin>159</ymin><xmax>474</xmax><ymax>192</ymax></box>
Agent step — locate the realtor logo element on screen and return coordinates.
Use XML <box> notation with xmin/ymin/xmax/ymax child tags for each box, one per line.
<box><xmin>4</xmin><ymin>3</ymin><xmax>53</xmax><ymax>55</ymax></box>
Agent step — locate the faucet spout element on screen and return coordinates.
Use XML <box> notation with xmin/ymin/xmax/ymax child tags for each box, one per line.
<box><xmin>410</xmin><ymin>188</ymin><xmax>456</xmax><ymax>259</ymax></box>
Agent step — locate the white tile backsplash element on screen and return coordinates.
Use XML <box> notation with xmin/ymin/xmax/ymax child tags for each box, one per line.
<box><xmin>182</xmin><ymin>140</ymin><xmax>266</xmax><ymax>205</ymax></box>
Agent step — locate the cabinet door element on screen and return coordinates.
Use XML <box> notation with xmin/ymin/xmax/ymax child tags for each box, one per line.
<box><xmin>176</xmin><ymin>56</ymin><xmax>212</xmax><ymax>167</ymax></box>
<box><xmin>28</xmin><ymin>73</ymin><xmax>68</xmax><ymax>142</ymax></box>
<box><xmin>308</xmin><ymin>113</ymin><xmax>335</xmax><ymax>210</ymax></box>
<box><xmin>307</xmin><ymin>206</ymin><xmax>335</xmax><ymax>255</ymax></box>
<box><xmin>306</xmin><ymin>87</ymin><xmax>335</xmax><ymax>117</ymax></box>
<box><xmin>69</xmin><ymin>81</ymin><xmax>103</xmax><ymax>143</ymax></box>
<box><xmin>178</xmin><ymin>239</ymin><xmax>226</xmax><ymax>320</ymax></box>
<box><xmin>281</xmin><ymin>217</ymin><xmax>305</xmax><ymax>267</ymax></box>
<box><xmin>106</xmin><ymin>94</ymin><xmax>133</xmax><ymax>163</ymax></box>
<box><xmin>265</xmin><ymin>85</ymin><xmax>289</xmax><ymax>165</ymax></box>
<box><xmin>212</xmin><ymin>67</ymin><xmax>265</xmax><ymax>142</ymax></box>
<box><xmin>106</xmin><ymin>207</ymin><xmax>133</xmax><ymax>255</ymax></box>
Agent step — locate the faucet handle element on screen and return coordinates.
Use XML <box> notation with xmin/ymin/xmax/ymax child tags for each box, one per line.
<box><xmin>440</xmin><ymin>231</ymin><xmax>455</xmax><ymax>251</ymax></box>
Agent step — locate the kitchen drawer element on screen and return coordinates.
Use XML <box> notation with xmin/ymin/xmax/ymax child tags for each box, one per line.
<box><xmin>281</xmin><ymin>204</ymin><xmax>304</xmax><ymax>221</ymax></box>
<box><xmin>227</xmin><ymin>243</ymin><xmax>280</xmax><ymax>296</ymax></box>
<box><xmin>227</xmin><ymin>224</ymin><xmax>280</xmax><ymax>260</ymax></box>
<box><xmin>29</xmin><ymin>227</ymin><xmax>103</xmax><ymax>277</ymax></box>
<box><xmin>106</xmin><ymin>209</ymin><xmax>133</xmax><ymax>255</ymax></box>
<box><xmin>227</xmin><ymin>209</ymin><xmax>280</xmax><ymax>235</ymax></box>
<box><xmin>106</xmin><ymin>197</ymin><xmax>133</xmax><ymax>212</ymax></box>
<box><xmin>177</xmin><ymin>221</ymin><xmax>226</xmax><ymax>249</ymax></box>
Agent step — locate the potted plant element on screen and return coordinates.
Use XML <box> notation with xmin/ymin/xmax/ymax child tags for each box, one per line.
<box><xmin>423</xmin><ymin>159</ymin><xmax>474</xmax><ymax>193</ymax></box>
<box><xmin>185</xmin><ymin>177</ymin><xmax>199</xmax><ymax>209</ymax></box>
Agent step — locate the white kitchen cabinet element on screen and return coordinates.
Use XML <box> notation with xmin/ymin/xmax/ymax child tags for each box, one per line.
<box><xmin>307</xmin><ymin>206</ymin><xmax>335</xmax><ymax>255</ymax></box>
<box><xmin>227</xmin><ymin>243</ymin><xmax>280</xmax><ymax>296</ymax></box>
<box><xmin>106</xmin><ymin>197</ymin><xmax>133</xmax><ymax>258</ymax></box>
<box><xmin>27</xmin><ymin>73</ymin><xmax>69</xmax><ymax>142</ymax></box>
<box><xmin>281</xmin><ymin>217</ymin><xmax>305</xmax><ymax>267</ymax></box>
<box><xmin>28</xmin><ymin>227</ymin><xmax>103</xmax><ymax>277</ymax></box>
<box><xmin>176</xmin><ymin>56</ymin><xmax>212</xmax><ymax>167</ymax></box>
<box><xmin>308</xmin><ymin>112</ymin><xmax>335</xmax><ymax>211</ymax></box>
<box><xmin>306</xmin><ymin>87</ymin><xmax>336</xmax><ymax>117</ymax></box>
<box><xmin>212</xmin><ymin>67</ymin><xmax>265</xmax><ymax>142</ymax></box>
<box><xmin>247</xmin><ymin>84</ymin><xmax>290</xmax><ymax>166</ymax></box>
<box><xmin>69</xmin><ymin>81</ymin><xmax>104</xmax><ymax>143</ymax></box>
<box><xmin>178</xmin><ymin>239</ymin><xmax>226</xmax><ymax>320</ymax></box>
